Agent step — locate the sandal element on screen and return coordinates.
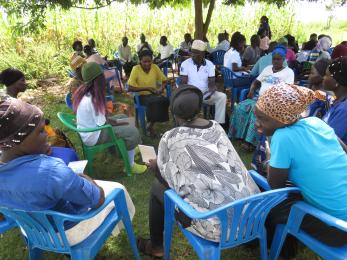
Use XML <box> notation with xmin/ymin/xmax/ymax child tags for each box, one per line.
<box><xmin>136</xmin><ymin>237</ymin><xmax>164</xmax><ymax>258</ymax></box>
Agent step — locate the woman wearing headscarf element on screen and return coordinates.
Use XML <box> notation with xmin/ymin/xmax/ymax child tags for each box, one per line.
<box><xmin>331</xmin><ymin>42</ymin><xmax>347</xmax><ymax>60</ymax></box>
<box><xmin>308</xmin><ymin>36</ymin><xmax>332</xmax><ymax>63</ymax></box>
<box><xmin>254</xmin><ymin>83</ymin><xmax>347</xmax><ymax>257</ymax></box>
<box><xmin>229</xmin><ymin>45</ymin><xmax>294</xmax><ymax>150</ymax></box>
<box><xmin>0</xmin><ymin>68</ymin><xmax>26</xmax><ymax>98</ymax></box>
<box><xmin>136</xmin><ymin>85</ymin><xmax>260</xmax><ymax>258</ymax></box>
<box><xmin>0</xmin><ymin>96</ymin><xmax>136</xmax><ymax>246</ymax></box>
<box><xmin>322</xmin><ymin>56</ymin><xmax>347</xmax><ymax>145</ymax></box>
<box><xmin>73</xmin><ymin>62</ymin><xmax>147</xmax><ymax>174</ymax></box>
<box><xmin>127</xmin><ymin>50</ymin><xmax>170</xmax><ymax>137</ymax></box>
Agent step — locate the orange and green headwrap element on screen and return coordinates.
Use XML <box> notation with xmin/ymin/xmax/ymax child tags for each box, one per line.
<box><xmin>256</xmin><ymin>83</ymin><xmax>316</xmax><ymax>124</ymax></box>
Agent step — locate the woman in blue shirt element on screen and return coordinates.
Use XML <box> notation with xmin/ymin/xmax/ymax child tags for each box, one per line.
<box><xmin>254</xmin><ymin>83</ymin><xmax>347</xmax><ymax>257</ymax></box>
<box><xmin>322</xmin><ymin>56</ymin><xmax>347</xmax><ymax>145</ymax></box>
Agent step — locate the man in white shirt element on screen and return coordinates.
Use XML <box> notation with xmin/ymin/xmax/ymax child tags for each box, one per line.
<box><xmin>179</xmin><ymin>33</ymin><xmax>192</xmax><ymax>56</ymax></box>
<box><xmin>180</xmin><ymin>40</ymin><xmax>227</xmax><ymax>125</ymax></box>
<box><xmin>118</xmin><ymin>36</ymin><xmax>134</xmax><ymax>77</ymax></box>
<box><xmin>137</xmin><ymin>33</ymin><xmax>153</xmax><ymax>54</ymax></box>
<box><xmin>209</xmin><ymin>33</ymin><xmax>230</xmax><ymax>53</ymax></box>
<box><xmin>155</xmin><ymin>36</ymin><xmax>174</xmax><ymax>68</ymax></box>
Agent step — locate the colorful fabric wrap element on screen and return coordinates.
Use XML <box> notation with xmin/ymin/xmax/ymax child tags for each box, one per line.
<box><xmin>0</xmin><ymin>96</ymin><xmax>43</xmax><ymax>150</ymax></box>
<box><xmin>272</xmin><ymin>45</ymin><xmax>287</xmax><ymax>59</ymax></box>
<box><xmin>329</xmin><ymin>57</ymin><xmax>347</xmax><ymax>86</ymax></box>
<box><xmin>256</xmin><ymin>83</ymin><xmax>317</xmax><ymax>125</ymax></box>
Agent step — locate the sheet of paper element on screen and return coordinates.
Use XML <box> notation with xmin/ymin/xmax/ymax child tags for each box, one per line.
<box><xmin>117</xmin><ymin>117</ymin><xmax>135</xmax><ymax>127</ymax></box>
<box><xmin>138</xmin><ymin>145</ymin><xmax>157</xmax><ymax>163</ymax></box>
<box><xmin>68</xmin><ymin>160</ymin><xmax>88</xmax><ymax>174</ymax></box>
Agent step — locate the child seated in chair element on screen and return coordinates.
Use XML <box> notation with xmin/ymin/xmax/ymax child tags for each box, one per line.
<box><xmin>0</xmin><ymin>96</ymin><xmax>135</xmax><ymax>245</ymax></box>
<box><xmin>254</xmin><ymin>83</ymin><xmax>347</xmax><ymax>257</ymax></box>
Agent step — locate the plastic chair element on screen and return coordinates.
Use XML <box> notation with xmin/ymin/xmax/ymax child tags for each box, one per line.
<box><xmin>221</xmin><ymin>66</ymin><xmax>252</xmax><ymax>106</ymax></box>
<box><xmin>210</xmin><ymin>50</ymin><xmax>226</xmax><ymax>66</ymax></box>
<box><xmin>0</xmin><ymin>217</ymin><xmax>16</xmax><ymax>234</ymax></box>
<box><xmin>57</xmin><ymin>112</ymin><xmax>132</xmax><ymax>176</ymax></box>
<box><xmin>0</xmin><ymin>189</ymin><xmax>140</xmax><ymax>260</ymax></box>
<box><xmin>164</xmin><ymin>171</ymin><xmax>299</xmax><ymax>260</ymax></box>
<box><xmin>133</xmin><ymin>93</ymin><xmax>147</xmax><ymax>135</ymax></box>
<box><xmin>270</xmin><ymin>201</ymin><xmax>347</xmax><ymax>260</ymax></box>
<box><xmin>67</xmin><ymin>70</ymin><xmax>76</xmax><ymax>78</ymax></box>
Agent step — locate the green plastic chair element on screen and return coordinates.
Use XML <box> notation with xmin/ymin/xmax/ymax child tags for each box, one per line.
<box><xmin>57</xmin><ymin>112</ymin><xmax>132</xmax><ymax>176</ymax></box>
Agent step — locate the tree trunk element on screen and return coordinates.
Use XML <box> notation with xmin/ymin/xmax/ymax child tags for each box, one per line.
<box><xmin>194</xmin><ymin>0</ymin><xmax>204</xmax><ymax>40</ymax></box>
<box><xmin>203</xmin><ymin>0</ymin><xmax>215</xmax><ymax>36</ymax></box>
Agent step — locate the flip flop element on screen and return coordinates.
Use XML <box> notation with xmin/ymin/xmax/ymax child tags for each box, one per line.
<box><xmin>136</xmin><ymin>237</ymin><xmax>163</xmax><ymax>259</ymax></box>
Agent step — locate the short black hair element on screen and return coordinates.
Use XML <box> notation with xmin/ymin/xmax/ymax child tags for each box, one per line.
<box><xmin>83</xmin><ymin>45</ymin><xmax>93</xmax><ymax>56</ymax></box>
<box><xmin>72</xmin><ymin>40</ymin><xmax>82</xmax><ymax>51</ymax></box>
<box><xmin>230</xmin><ymin>32</ymin><xmax>246</xmax><ymax>49</ymax></box>
<box><xmin>139</xmin><ymin>49</ymin><xmax>153</xmax><ymax>60</ymax></box>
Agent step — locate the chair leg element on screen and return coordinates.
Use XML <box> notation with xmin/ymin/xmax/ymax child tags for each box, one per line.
<box><xmin>269</xmin><ymin>224</ymin><xmax>286</xmax><ymax>260</ymax></box>
<box><xmin>259</xmin><ymin>235</ymin><xmax>268</xmax><ymax>260</ymax></box>
<box><xmin>85</xmin><ymin>151</ymin><xmax>95</xmax><ymax>175</ymax></box>
<box><xmin>164</xmin><ymin>199</ymin><xmax>175</xmax><ymax>260</ymax></box>
<box><xmin>116</xmin><ymin>192</ymin><xmax>140</xmax><ymax>260</ymax></box>
<box><xmin>115</xmin><ymin>141</ymin><xmax>132</xmax><ymax>176</ymax></box>
<box><xmin>28</xmin><ymin>247</ymin><xmax>44</xmax><ymax>260</ymax></box>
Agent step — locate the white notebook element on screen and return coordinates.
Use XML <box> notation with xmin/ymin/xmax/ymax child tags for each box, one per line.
<box><xmin>68</xmin><ymin>160</ymin><xmax>88</xmax><ymax>174</ymax></box>
<box><xmin>138</xmin><ymin>145</ymin><xmax>157</xmax><ymax>163</ymax></box>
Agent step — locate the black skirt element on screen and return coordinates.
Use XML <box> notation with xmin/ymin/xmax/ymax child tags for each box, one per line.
<box><xmin>139</xmin><ymin>94</ymin><xmax>170</xmax><ymax>123</ymax></box>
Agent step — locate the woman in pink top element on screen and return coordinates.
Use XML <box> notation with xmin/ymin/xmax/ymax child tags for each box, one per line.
<box><xmin>258</xmin><ymin>28</ymin><xmax>269</xmax><ymax>52</ymax></box>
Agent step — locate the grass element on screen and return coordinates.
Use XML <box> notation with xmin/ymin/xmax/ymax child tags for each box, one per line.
<box><xmin>0</xmin><ymin>88</ymin><xmax>318</xmax><ymax>259</ymax></box>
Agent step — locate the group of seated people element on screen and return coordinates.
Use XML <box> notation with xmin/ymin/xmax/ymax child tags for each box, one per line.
<box><xmin>1</xmin><ymin>19</ymin><xmax>347</xmax><ymax>258</ymax></box>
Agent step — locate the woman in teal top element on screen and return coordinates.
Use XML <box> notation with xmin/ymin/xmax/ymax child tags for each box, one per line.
<box><xmin>254</xmin><ymin>83</ymin><xmax>347</xmax><ymax>257</ymax></box>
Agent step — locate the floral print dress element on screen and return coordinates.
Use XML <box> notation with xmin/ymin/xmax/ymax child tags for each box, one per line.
<box><xmin>157</xmin><ymin>121</ymin><xmax>260</xmax><ymax>242</ymax></box>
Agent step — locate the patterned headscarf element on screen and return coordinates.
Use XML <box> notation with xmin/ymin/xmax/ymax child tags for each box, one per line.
<box><xmin>316</xmin><ymin>37</ymin><xmax>332</xmax><ymax>52</ymax></box>
<box><xmin>256</xmin><ymin>83</ymin><xmax>316</xmax><ymax>124</ymax></box>
<box><xmin>0</xmin><ymin>96</ymin><xmax>43</xmax><ymax>150</ymax></box>
<box><xmin>329</xmin><ymin>56</ymin><xmax>347</xmax><ymax>86</ymax></box>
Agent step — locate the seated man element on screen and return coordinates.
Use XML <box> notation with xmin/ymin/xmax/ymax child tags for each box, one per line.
<box><xmin>180</xmin><ymin>40</ymin><xmax>227</xmax><ymax>126</ymax></box>
<box><xmin>118</xmin><ymin>36</ymin><xmax>134</xmax><ymax>78</ymax></box>
<box><xmin>137</xmin><ymin>33</ymin><xmax>153</xmax><ymax>54</ymax></box>
<box><xmin>71</xmin><ymin>40</ymin><xmax>84</xmax><ymax>58</ymax></box>
<box><xmin>179</xmin><ymin>33</ymin><xmax>192</xmax><ymax>56</ymax></box>
<box><xmin>84</xmin><ymin>45</ymin><xmax>106</xmax><ymax>66</ymax></box>
<box><xmin>88</xmin><ymin>38</ymin><xmax>99</xmax><ymax>54</ymax></box>
<box><xmin>154</xmin><ymin>36</ymin><xmax>174</xmax><ymax>69</ymax></box>
<box><xmin>0</xmin><ymin>97</ymin><xmax>135</xmax><ymax>245</ymax></box>
<box><xmin>208</xmin><ymin>32</ymin><xmax>230</xmax><ymax>53</ymax></box>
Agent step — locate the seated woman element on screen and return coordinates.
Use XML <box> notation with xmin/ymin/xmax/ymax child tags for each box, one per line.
<box><xmin>229</xmin><ymin>45</ymin><xmax>294</xmax><ymax>150</ymax></box>
<box><xmin>0</xmin><ymin>97</ymin><xmax>135</xmax><ymax>245</ymax></box>
<box><xmin>127</xmin><ymin>50</ymin><xmax>170</xmax><ymax>137</ymax></box>
<box><xmin>73</xmin><ymin>62</ymin><xmax>147</xmax><ymax>174</ymax></box>
<box><xmin>0</xmin><ymin>68</ymin><xmax>27</xmax><ymax>98</ymax></box>
<box><xmin>322</xmin><ymin>56</ymin><xmax>347</xmax><ymax>145</ymax></box>
<box><xmin>254</xmin><ymin>83</ymin><xmax>347</xmax><ymax>256</ymax></box>
<box><xmin>0</xmin><ymin>68</ymin><xmax>79</xmax><ymax>164</ymax></box>
<box><xmin>137</xmin><ymin>85</ymin><xmax>260</xmax><ymax>258</ymax></box>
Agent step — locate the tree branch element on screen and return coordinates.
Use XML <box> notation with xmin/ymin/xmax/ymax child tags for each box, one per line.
<box><xmin>71</xmin><ymin>0</ymin><xmax>118</xmax><ymax>9</ymax></box>
<box><xmin>203</xmin><ymin>0</ymin><xmax>215</xmax><ymax>36</ymax></box>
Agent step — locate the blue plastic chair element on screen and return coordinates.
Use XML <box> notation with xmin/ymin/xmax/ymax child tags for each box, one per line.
<box><xmin>164</xmin><ymin>171</ymin><xmax>299</xmax><ymax>260</ymax></box>
<box><xmin>221</xmin><ymin>66</ymin><xmax>252</xmax><ymax>106</ymax></box>
<box><xmin>0</xmin><ymin>217</ymin><xmax>16</xmax><ymax>234</ymax></box>
<box><xmin>67</xmin><ymin>70</ymin><xmax>77</xmax><ymax>78</ymax></box>
<box><xmin>0</xmin><ymin>189</ymin><xmax>140</xmax><ymax>260</ymax></box>
<box><xmin>270</xmin><ymin>201</ymin><xmax>347</xmax><ymax>260</ymax></box>
<box><xmin>210</xmin><ymin>50</ymin><xmax>226</xmax><ymax>66</ymax></box>
<box><xmin>133</xmin><ymin>93</ymin><xmax>147</xmax><ymax>135</ymax></box>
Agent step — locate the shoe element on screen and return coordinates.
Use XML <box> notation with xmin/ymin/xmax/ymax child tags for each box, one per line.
<box><xmin>131</xmin><ymin>162</ymin><xmax>147</xmax><ymax>174</ymax></box>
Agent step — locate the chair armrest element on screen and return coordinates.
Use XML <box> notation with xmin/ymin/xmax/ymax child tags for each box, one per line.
<box><xmin>75</xmin><ymin>123</ymin><xmax>113</xmax><ymax>133</ymax></box>
<box><xmin>164</xmin><ymin>187</ymin><xmax>300</xmax><ymax>221</ymax></box>
<box><xmin>48</xmin><ymin>188</ymin><xmax>124</xmax><ymax>222</ymax></box>
<box><xmin>249</xmin><ymin>170</ymin><xmax>271</xmax><ymax>191</ymax></box>
<box><xmin>290</xmin><ymin>202</ymin><xmax>347</xmax><ymax>232</ymax></box>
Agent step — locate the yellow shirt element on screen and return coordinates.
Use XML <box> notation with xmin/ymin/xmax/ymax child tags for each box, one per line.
<box><xmin>128</xmin><ymin>64</ymin><xmax>167</xmax><ymax>95</ymax></box>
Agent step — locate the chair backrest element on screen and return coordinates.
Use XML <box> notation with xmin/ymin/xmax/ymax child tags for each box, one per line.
<box><xmin>57</xmin><ymin>112</ymin><xmax>79</xmax><ymax>132</ymax></box>
<box><xmin>220</xmin><ymin>66</ymin><xmax>235</xmax><ymax>88</ymax></box>
<box><xmin>0</xmin><ymin>206</ymin><xmax>72</xmax><ymax>254</ymax></box>
<box><xmin>211</xmin><ymin>50</ymin><xmax>226</xmax><ymax>66</ymax></box>
<box><xmin>217</xmin><ymin>188</ymin><xmax>295</xmax><ymax>248</ymax></box>
<box><xmin>65</xmin><ymin>93</ymin><xmax>73</xmax><ymax>110</ymax></box>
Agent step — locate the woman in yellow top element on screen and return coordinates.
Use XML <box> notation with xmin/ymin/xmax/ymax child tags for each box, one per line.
<box><xmin>128</xmin><ymin>50</ymin><xmax>170</xmax><ymax>137</ymax></box>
